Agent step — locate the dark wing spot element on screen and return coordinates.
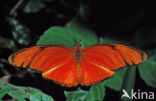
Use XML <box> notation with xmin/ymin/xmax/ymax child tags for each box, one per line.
<box><xmin>39</xmin><ymin>46</ymin><xmax>47</xmax><ymax>50</ymax></box>
<box><xmin>105</xmin><ymin>44</ymin><xmax>116</xmax><ymax>49</ymax></box>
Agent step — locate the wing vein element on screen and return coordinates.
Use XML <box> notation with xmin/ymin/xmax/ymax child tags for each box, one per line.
<box><xmin>86</xmin><ymin>52</ymin><xmax>116</xmax><ymax>66</ymax></box>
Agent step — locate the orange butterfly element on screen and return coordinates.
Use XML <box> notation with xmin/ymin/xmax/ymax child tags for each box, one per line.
<box><xmin>8</xmin><ymin>43</ymin><xmax>147</xmax><ymax>87</ymax></box>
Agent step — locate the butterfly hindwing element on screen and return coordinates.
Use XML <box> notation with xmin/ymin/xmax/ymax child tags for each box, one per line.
<box><xmin>80</xmin><ymin>57</ymin><xmax>114</xmax><ymax>85</ymax></box>
<box><xmin>42</xmin><ymin>58</ymin><xmax>78</xmax><ymax>86</ymax></box>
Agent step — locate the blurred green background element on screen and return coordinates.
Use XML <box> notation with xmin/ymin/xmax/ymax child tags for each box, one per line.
<box><xmin>0</xmin><ymin>0</ymin><xmax>156</xmax><ymax>101</ymax></box>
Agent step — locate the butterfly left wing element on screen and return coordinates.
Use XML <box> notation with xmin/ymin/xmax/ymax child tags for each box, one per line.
<box><xmin>8</xmin><ymin>46</ymin><xmax>78</xmax><ymax>86</ymax></box>
<box><xmin>80</xmin><ymin>44</ymin><xmax>147</xmax><ymax>85</ymax></box>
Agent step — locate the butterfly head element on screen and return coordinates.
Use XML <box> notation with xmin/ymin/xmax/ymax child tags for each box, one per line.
<box><xmin>75</xmin><ymin>41</ymin><xmax>82</xmax><ymax>47</ymax></box>
<box><xmin>75</xmin><ymin>40</ymin><xmax>84</xmax><ymax>47</ymax></box>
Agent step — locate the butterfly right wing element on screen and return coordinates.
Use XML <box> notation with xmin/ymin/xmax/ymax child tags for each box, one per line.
<box><xmin>80</xmin><ymin>44</ymin><xmax>147</xmax><ymax>86</ymax></box>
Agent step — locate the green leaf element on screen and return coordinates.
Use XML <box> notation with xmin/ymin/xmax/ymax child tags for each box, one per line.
<box><xmin>24</xmin><ymin>0</ymin><xmax>45</xmax><ymax>13</ymax></box>
<box><xmin>138</xmin><ymin>50</ymin><xmax>156</xmax><ymax>88</ymax></box>
<box><xmin>0</xmin><ymin>88</ymin><xmax>12</xmax><ymax>99</ymax></box>
<box><xmin>85</xmin><ymin>84</ymin><xmax>105</xmax><ymax>101</ymax></box>
<box><xmin>37</xmin><ymin>26</ymin><xmax>98</xmax><ymax>48</ymax></box>
<box><xmin>133</xmin><ymin>27</ymin><xmax>156</xmax><ymax>88</ymax></box>
<box><xmin>37</xmin><ymin>18</ymin><xmax>98</xmax><ymax>47</ymax></box>
<box><xmin>0</xmin><ymin>80</ymin><xmax>28</xmax><ymax>101</ymax></box>
<box><xmin>121</xmin><ymin>66</ymin><xmax>136</xmax><ymax>101</ymax></box>
<box><xmin>0</xmin><ymin>80</ymin><xmax>54</xmax><ymax>101</ymax></box>
<box><xmin>28</xmin><ymin>87</ymin><xmax>41</xmax><ymax>94</ymax></box>
<box><xmin>64</xmin><ymin>88</ymin><xmax>88</xmax><ymax>101</ymax></box>
<box><xmin>66</xmin><ymin>19</ymin><xmax>98</xmax><ymax>47</ymax></box>
<box><xmin>8</xmin><ymin>88</ymin><xmax>29</xmax><ymax>101</ymax></box>
<box><xmin>41</xmin><ymin>94</ymin><xmax>54</xmax><ymax>101</ymax></box>
<box><xmin>30</xmin><ymin>94</ymin><xmax>42</xmax><ymax>101</ymax></box>
<box><xmin>101</xmin><ymin>67</ymin><xmax>128</xmax><ymax>91</ymax></box>
<box><xmin>37</xmin><ymin>27</ymin><xmax>78</xmax><ymax>47</ymax></box>
<box><xmin>29</xmin><ymin>88</ymin><xmax>54</xmax><ymax>101</ymax></box>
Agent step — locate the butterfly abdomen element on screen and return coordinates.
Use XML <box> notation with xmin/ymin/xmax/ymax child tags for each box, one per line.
<box><xmin>76</xmin><ymin>63</ymin><xmax>82</xmax><ymax>82</ymax></box>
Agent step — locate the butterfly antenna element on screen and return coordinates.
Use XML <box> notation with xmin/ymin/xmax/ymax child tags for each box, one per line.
<box><xmin>74</xmin><ymin>40</ymin><xmax>83</xmax><ymax>46</ymax></box>
<box><xmin>77</xmin><ymin>40</ymin><xmax>83</xmax><ymax>46</ymax></box>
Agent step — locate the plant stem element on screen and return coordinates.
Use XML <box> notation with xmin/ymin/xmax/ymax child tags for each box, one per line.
<box><xmin>10</xmin><ymin>0</ymin><xmax>24</xmax><ymax>16</ymax></box>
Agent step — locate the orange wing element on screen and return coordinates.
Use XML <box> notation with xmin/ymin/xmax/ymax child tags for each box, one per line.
<box><xmin>81</xmin><ymin>44</ymin><xmax>147</xmax><ymax>85</ymax></box>
<box><xmin>8</xmin><ymin>46</ymin><xmax>78</xmax><ymax>86</ymax></box>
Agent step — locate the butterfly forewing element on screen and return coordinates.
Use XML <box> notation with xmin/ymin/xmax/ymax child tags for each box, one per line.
<box><xmin>83</xmin><ymin>44</ymin><xmax>147</xmax><ymax>71</ymax></box>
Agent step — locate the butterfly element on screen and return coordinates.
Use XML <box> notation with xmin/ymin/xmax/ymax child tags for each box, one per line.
<box><xmin>8</xmin><ymin>42</ymin><xmax>147</xmax><ymax>87</ymax></box>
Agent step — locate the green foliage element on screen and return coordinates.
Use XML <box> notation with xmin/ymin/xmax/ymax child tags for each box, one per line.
<box><xmin>1</xmin><ymin>0</ymin><xmax>155</xmax><ymax>101</ymax></box>
<box><xmin>66</xmin><ymin>19</ymin><xmax>98</xmax><ymax>47</ymax></box>
<box><xmin>121</xmin><ymin>67</ymin><xmax>136</xmax><ymax>101</ymax></box>
<box><xmin>7</xmin><ymin>17</ymin><xmax>31</xmax><ymax>45</ymax></box>
<box><xmin>37</xmin><ymin>21</ymin><xmax>98</xmax><ymax>48</ymax></box>
<box><xmin>2</xmin><ymin>18</ymin><xmax>156</xmax><ymax>101</ymax></box>
<box><xmin>85</xmin><ymin>84</ymin><xmax>105</xmax><ymax>101</ymax></box>
<box><xmin>64</xmin><ymin>88</ymin><xmax>88</xmax><ymax>101</ymax></box>
<box><xmin>133</xmin><ymin>27</ymin><xmax>156</xmax><ymax>89</ymax></box>
<box><xmin>138</xmin><ymin>50</ymin><xmax>156</xmax><ymax>88</ymax></box>
<box><xmin>24</xmin><ymin>0</ymin><xmax>45</xmax><ymax>13</ymax></box>
<box><xmin>0</xmin><ymin>36</ymin><xmax>15</xmax><ymax>48</ymax></box>
<box><xmin>101</xmin><ymin>67</ymin><xmax>128</xmax><ymax>91</ymax></box>
<box><xmin>0</xmin><ymin>80</ymin><xmax>54</xmax><ymax>101</ymax></box>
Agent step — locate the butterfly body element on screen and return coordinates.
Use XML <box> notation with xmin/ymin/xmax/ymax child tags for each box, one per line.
<box><xmin>73</xmin><ymin>43</ymin><xmax>83</xmax><ymax>83</ymax></box>
<box><xmin>8</xmin><ymin>43</ymin><xmax>147</xmax><ymax>87</ymax></box>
